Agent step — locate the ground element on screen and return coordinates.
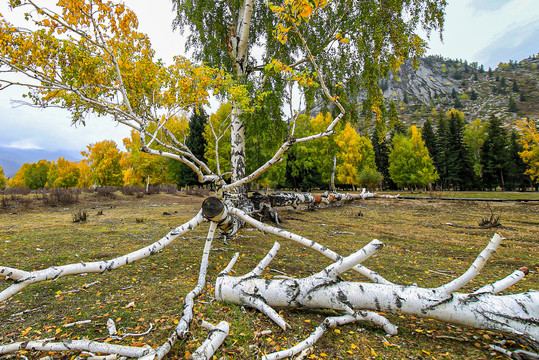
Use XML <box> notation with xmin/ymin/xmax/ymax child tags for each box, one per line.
<box><xmin>0</xmin><ymin>191</ymin><xmax>537</xmax><ymax>359</ymax></box>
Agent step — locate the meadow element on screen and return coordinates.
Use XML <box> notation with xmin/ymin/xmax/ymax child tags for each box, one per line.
<box><xmin>1</xmin><ymin>191</ymin><xmax>537</xmax><ymax>359</ymax></box>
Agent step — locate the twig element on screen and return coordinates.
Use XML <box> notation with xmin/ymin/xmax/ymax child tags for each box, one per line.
<box><xmin>427</xmin><ymin>269</ymin><xmax>457</xmax><ymax>278</ymax></box>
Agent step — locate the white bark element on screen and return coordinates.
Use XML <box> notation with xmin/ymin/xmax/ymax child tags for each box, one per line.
<box><xmin>191</xmin><ymin>321</ymin><xmax>230</xmax><ymax>360</ymax></box>
<box><xmin>263</xmin><ymin>312</ymin><xmax>396</xmax><ymax>360</ymax></box>
<box><xmin>141</xmin><ymin>221</ymin><xmax>218</xmax><ymax>360</ymax></box>
<box><xmin>229</xmin><ymin>207</ymin><xmax>392</xmax><ymax>284</ymax></box>
<box><xmin>0</xmin><ymin>339</ymin><xmax>151</xmax><ymax>358</ymax></box>
<box><xmin>216</xmin><ymin>236</ymin><xmax>539</xmax><ymax>346</ymax></box>
<box><xmin>0</xmin><ymin>212</ymin><xmax>204</xmax><ymax>302</ymax></box>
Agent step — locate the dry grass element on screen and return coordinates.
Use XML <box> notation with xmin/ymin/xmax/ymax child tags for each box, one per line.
<box><xmin>0</xmin><ymin>192</ymin><xmax>537</xmax><ymax>359</ymax></box>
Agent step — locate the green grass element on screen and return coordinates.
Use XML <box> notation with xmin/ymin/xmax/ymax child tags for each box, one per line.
<box><xmin>382</xmin><ymin>190</ymin><xmax>539</xmax><ymax>200</ymax></box>
<box><xmin>1</xmin><ymin>192</ymin><xmax>537</xmax><ymax>359</ymax></box>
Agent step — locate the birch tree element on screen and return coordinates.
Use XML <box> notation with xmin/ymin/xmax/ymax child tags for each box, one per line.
<box><xmin>2</xmin><ymin>1</ymin><xmax>537</xmax><ymax>359</ymax></box>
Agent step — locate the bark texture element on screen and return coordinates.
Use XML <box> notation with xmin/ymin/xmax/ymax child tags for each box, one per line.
<box><xmin>216</xmin><ymin>235</ymin><xmax>539</xmax><ymax>358</ymax></box>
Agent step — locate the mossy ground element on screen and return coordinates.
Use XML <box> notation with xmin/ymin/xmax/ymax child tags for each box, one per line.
<box><xmin>1</xmin><ymin>191</ymin><xmax>537</xmax><ymax>359</ymax></box>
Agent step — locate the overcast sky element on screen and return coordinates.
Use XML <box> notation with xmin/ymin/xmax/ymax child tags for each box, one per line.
<box><xmin>0</xmin><ymin>0</ymin><xmax>538</xmax><ymax>157</ymax></box>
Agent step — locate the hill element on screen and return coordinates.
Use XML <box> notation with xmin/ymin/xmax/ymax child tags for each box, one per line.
<box><xmin>369</xmin><ymin>54</ymin><xmax>539</xmax><ymax>127</ymax></box>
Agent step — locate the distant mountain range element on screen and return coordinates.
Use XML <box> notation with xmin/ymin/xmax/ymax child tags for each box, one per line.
<box><xmin>0</xmin><ymin>147</ymin><xmax>82</xmax><ymax>178</ymax></box>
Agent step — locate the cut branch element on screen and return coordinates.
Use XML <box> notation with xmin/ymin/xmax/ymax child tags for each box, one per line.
<box><xmin>0</xmin><ymin>211</ymin><xmax>204</xmax><ymax>302</ymax></box>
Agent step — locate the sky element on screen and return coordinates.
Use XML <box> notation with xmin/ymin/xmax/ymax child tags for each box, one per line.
<box><xmin>0</xmin><ymin>0</ymin><xmax>538</xmax><ymax>163</ymax></box>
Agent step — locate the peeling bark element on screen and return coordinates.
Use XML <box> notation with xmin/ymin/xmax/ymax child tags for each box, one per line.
<box><xmin>217</xmin><ymin>236</ymin><xmax>539</xmax><ymax>350</ymax></box>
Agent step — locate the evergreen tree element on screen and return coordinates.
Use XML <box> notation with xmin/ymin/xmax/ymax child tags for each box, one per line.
<box><xmin>470</xmin><ymin>90</ymin><xmax>478</xmax><ymax>101</ymax></box>
<box><xmin>371</xmin><ymin>125</ymin><xmax>395</xmax><ymax>189</ymax></box>
<box><xmin>512</xmin><ymin>80</ymin><xmax>519</xmax><ymax>92</ymax></box>
<box><xmin>481</xmin><ymin>115</ymin><xmax>510</xmax><ymax>190</ymax></box>
<box><xmin>445</xmin><ymin>109</ymin><xmax>475</xmax><ymax>190</ymax></box>
<box><xmin>388</xmin><ymin>100</ymin><xmax>406</xmax><ymax>136</ymax></box>
<box><xmin>421</xmin><ymin>118</ymin><xmax>437</xmax><ymax>163</ymax></box>
<box><xmin>435</xmin><ymin>114</ymin><xmax>450</xmax><ymax>188</ymax></box>
<box><xmin>169</xmin><ymin>109</ymin><xmax>208</xmax><ymax>188</ymax></box>
<box><xmin>508</xmin><ymin>96</ymin><xmax>518</xmax><ymax>112</ymax></box>
<box><xmin>506</xmin><ymin>130</ymin><xmax>530</xmax><ymax>190</ymax></box>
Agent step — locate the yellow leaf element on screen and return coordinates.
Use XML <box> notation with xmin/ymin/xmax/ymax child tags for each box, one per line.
<box><xmin>320</xmin><ymin>353</ymin><xmax>328</xmax><ymax>357</ymax></box>
<box><xmin>21</xmin><ymin>327</ymin><xmax>32</xmax><ymax>336</ymax></box>
<box><xmin>184</xmin><ymin>351</ymin><xmax>191</xmax><ymax>358</ymax></box>
<box><xmin>55</xmin><ymin>328</ymin><xmax>61</xmax><ymax>335</ymax></box>
<box><xmin>370</xmin><ymin>348</ymin><xmax>378</xmax><ymax>357</ymax></box>
<box><xmin>334</xmin><ymin>329</ymin><xmax>340</xmax><ymax>334</ymax></box>
<box><xmin>422</xmin><ymin>350</ymin><xmax>431</xmax><ymax>355</ymax></box>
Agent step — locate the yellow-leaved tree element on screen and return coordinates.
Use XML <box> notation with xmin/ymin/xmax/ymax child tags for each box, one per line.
<box><xmin>0</xmin><ymin>165</ymin><xmax>6</xmax><ymax>189</ymax></box>
<box><xmin>334</xmin><ymin>123</ymin><xmax>376</xmax><ymax>189</ymax></box>
<box><xmin>515</xmin><ymin>118</ymin><xmax>539</xmax><ymax>182</ymax></box>
<box><xmin>81</xmin><ymin>140</ymin><xmax>124</xmax><ymax>187</ymax></box>
<box><xmin>47</xmin><ymin>157</ymin><xmax>81</xmax><ymax>188</ymax></box>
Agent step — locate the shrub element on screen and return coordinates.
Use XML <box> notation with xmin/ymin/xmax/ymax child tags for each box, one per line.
<box><xmin>43</xmin><ymin>188</ymin><xmax>80</xmax><ymax>206</ymax></box>
<box><xmin>95</xmin><ymin>186</ymin><xmax>117</xmax><ymax>199</ymax></box>
<box><xmin>358</xmin><ymin>167</ymin><xmax>383</xmax><ymax>190</ymax></box>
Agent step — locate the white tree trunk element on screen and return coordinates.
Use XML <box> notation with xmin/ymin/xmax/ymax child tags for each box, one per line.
<box><xmin>216</xmin><ymin>235</ymin><xmax>539</xmax><ymax>356</ymax></box>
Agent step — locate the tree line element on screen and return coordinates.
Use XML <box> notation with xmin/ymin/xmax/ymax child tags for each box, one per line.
<box><xmin>1</xmin><ymin>108</ymin><xmax>537</xmax><ymax>193</ymax></box>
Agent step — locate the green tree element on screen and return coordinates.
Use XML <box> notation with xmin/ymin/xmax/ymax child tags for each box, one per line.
<box><xmin>371</xmin><ymin>125</ymin><xmax>395</xmax><ymax>189</ymax></box>
<box><xmin>172</xmin><ymin>0</ymin><xmax>445</xmax><ymax>195</ymax></box>
<box><xmin>0</xmin><ymin>166</ymin><xmax>6</xmax><ymax>190</ymax></box>
<box><xmin>445</xmin><ymin>109</ymin><xmax>475</xmax><ymax>190</ymax></box>
<box><xmin>169</xmin><ymin>109</ymin><xmax>209</xmax><ymax>188</ymax></box>
<box><xmin>435</xmin><ymin>114</ymin><xmax>450</xmax><ymax>188</ymax></box>
<box><xmin>389</xmin><ymin>126</ymin><xmax>438</xmax><ymax>189</ymax></box>
<box><xmin>47</xmin><ymin>157</ymin><xmax>81</xmax><ymax>188</ymax></box>
<box><xmin>421</xmin><ymin>118</ymin><xmax>437</xmax><ymax>163</ymax></box>
<box><xmin>22</xmin><ymin>160</ymin><xmax>50</xmax><ymax>190</ymax></box>
<box><xmin>508</xmin><ymin>96</ymin><xmax>518</xmax><ymax>112</ymax></box>
<box><xmin>506</xmin><ymin>130</ymin><xmax>530</xmax><ymax>190</ymax></box>
<box><xmin>481</xmin><ymin>115</ymin><xmax>510</xmax><ymax>190</ymax></box>
<box><xmin>82</xmin><ymin>141</ymin><xmax>124</xmax><ymax>187</ymax></box>
<box><xmin>357</xmin><ymin>167</ymin><xmax>383</xmax><ymax>191</ymax></box>
<box><xmin>388</xmin><ymin>100</ymin><xmax>406</xmax><ymax>136</ymax></box>
<box><xmin>464</xmin><ymin>118</ymin><xmax>487</xmax><ymax>178</ymax></box>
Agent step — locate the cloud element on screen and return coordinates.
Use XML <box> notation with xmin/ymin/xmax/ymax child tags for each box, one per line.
<box><xmin>469</xmin><ymin>0</ymin><xmax>511</xmax><ymax>12</ymax></box>
<box><xmin>3</xmin><ymin>139</ymin><xmax>43</xmax><ymax>150</ymax></box>
<box><xmin>475</xmin><ymin>19</ymin><xmax>539</xmax><ymax>67</ymax></box>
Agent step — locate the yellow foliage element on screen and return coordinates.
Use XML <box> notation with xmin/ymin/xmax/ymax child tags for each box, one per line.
<box><xmin>515</xmin><ymin>118</ymin><xmax>539</xmax><ymax>181</ymax></box>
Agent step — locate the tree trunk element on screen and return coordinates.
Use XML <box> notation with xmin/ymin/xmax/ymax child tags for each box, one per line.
<box><xmin>216</xmin><ymin>238</ymin><xmax>538</xmax><ymax>354</ymax></box>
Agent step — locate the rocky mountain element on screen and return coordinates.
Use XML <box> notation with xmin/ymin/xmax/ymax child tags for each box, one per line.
<box><xmin>371</xmin><ymin>54</ymin><xmax>539</xmax><ymax>127</ymax></box>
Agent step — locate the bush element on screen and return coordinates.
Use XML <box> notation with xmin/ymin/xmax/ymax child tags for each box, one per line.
<box><xmin>120</xmin><ymin>185</ymin><xmax>145</xmax><ymax>196</ymax></box>
<box><xmin>42</xmin><ymin>188</ymin><xmax>80</xmax><ymax>206</ymax></box>
<box><xmin>95</xmin><ymin>186</ymin><xmax>117</xmax><ymax>199</ymax></box>
<box><xmin>185</xmin><ymin>187</ymin><xmax>210</xmax><ymax>197</ymax></box>
<box><xmin>358</xmin><ymin>168</ymin><xmax>383</xmax><ymax>190</ymax></box>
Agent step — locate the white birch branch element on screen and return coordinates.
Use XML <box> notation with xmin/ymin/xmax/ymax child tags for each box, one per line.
<box><xmin>0</xmin><ymin>211</ymin><xmax>204</xmax><ymax>302</ymax></box>
<box><xmin>0</xmin><ymin>338</ymin><xmax>151</xmax><ymax>358</ymax></box>
<box><xmin>435</xmin><ymin>233</ymin><xmax>503</xmax><ymax>294</ymax></box>
<box><xmin>229</xmin><ymin>207</ymin><xmax>391</xmax><ymax>284</ymax></box>
<box><xmin>473</xmin><ymin>267</ymin><xmax>528</xmax><ymax>294</ymax></box>
<box><xmin>190</xmin><ymin>321</ymin><xmax>230</xmax><ymax>360</ymax></box>
<box><xmin>142</xmin><ymin>221</ymin><xmax>218</xmax><ymax>360</ymax></box>
<box><xmin>216</xmin><ymin>236</ymin><xmax>538</xmax><ymax>344</ymax></box>
<box><xmin>263</xmin><ymin>312</ymin><xmax>396</xmax><ymax>360</ymax></box>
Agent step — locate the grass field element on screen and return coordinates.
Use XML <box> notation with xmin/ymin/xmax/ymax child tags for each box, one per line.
<box><xmin>1</xmin><ymin>192</ymin><xmax>538</xmax><ymax>359</ymax></box>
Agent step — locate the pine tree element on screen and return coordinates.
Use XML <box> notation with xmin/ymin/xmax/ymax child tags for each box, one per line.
<box><xmin>421</xmin><ymin>118</ymin><xmax>437</xmax><ymax>163</ymax></box>
<box><xmin>506</xmin><ymin>130</ymin><xmax>531</xmax><ymax>190</ymax></box>
<box><xmin>169</xmin><ymin>109</ymin><xmax>208</xmax><ymax>188</ymax></box>
<box><xmin>481</xmin><ymin>115</ymin><xmax>510</xmax><ymax>190</ymax></box>
<box><xmin>371</xmin><ymin>125</ymin><xmax>395</xmax><ymax>190</ymax></box>
<box><xmin>388</xmin><ymin>100</ymin><xmax>406</xmax><ymax>136</ymax></box>
<box><xmin>508</xmin><ymin>96</ymin><xmax>518</xmax><ymax>112</ymax></box>
<box><xmin>445</xmin><ymin>109</ymin><xmax>475</xmax><ymax>190</ymax></box>
<box><xmin>435</xmin><ymin>114</ymin><xmax>450</xmax><ymax>188</ymax></box>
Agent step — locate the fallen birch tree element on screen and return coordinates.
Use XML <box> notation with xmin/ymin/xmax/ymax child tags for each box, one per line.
<box><xmin>1</xmin><ymin>1</ymin><xmax>537</xmax><ymax>359</ymax></box>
